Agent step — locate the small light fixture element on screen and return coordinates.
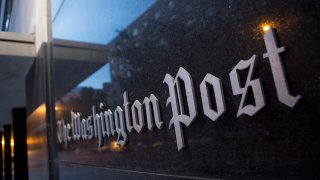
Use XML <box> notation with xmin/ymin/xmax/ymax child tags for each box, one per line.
<box><xmin>263</xmin><ymin>24</ymin><xmax>271</xmax><ymax>32</ymax></box>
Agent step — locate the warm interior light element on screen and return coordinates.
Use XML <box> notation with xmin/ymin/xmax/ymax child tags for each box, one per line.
<box><xmin>112</xmin><ymin>141</ymin><xmax>119</xmax><ymax>148</ymax></box>
<box><xmin>38</xmin><ymin>104</ymin><xmax>46</xmax><ymax>113</ymax></box>
<box><xmin>110</xmin><ymin>141</ymin><xmax>122</xmax><ymax>152</ymax></box>
<box><xmin>11</xmin><ymin>137</ymin><xmax>14</xmax><ymax>157</ymax></box>
<box><xmin>263</xmin><ymin>25</ymin><xmax>271</xmax><ymax>32</ymax></box>
<box><xmin>1</xmin><ymin>135</ymin><xmax>3</xmax><ymax>159</ymax></box>
<box><xmin>10</xmin><ymin>139</ymin><xmax>14</xmax><ymax>146</ymax></box>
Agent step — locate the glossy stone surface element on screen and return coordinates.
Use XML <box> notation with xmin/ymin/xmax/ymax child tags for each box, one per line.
<box><xmin>51</xmin><ymin>0</ymin><xmax>320</xmax><ymax>179</ymax></box>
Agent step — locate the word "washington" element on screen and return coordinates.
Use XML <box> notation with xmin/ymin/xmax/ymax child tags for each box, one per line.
<box><xmin>57</xmin><ymin>28</ymin><xmax>301</xmax><ymax>151</ymax></box>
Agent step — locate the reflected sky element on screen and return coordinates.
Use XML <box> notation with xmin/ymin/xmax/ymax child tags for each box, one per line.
<box><xmin>78</xmin><ymin>64</ymin><xmax>111</xmax><ymax>89</ymax></box>
<box><xmin>52</xmin><ymin>0</ymin><xmax>156</xmax><ymax>44</ymax></box>
<box><xmin>52</xmin><ymin>0</ymin><xmax>156</xmax><ymax>89</ymax></box>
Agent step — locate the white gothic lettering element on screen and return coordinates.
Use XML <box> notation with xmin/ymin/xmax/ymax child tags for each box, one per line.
<box><xmin>57</xmin><ymin>28</ymin><xmax>301</xmax><ymax>151</ymax></box>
